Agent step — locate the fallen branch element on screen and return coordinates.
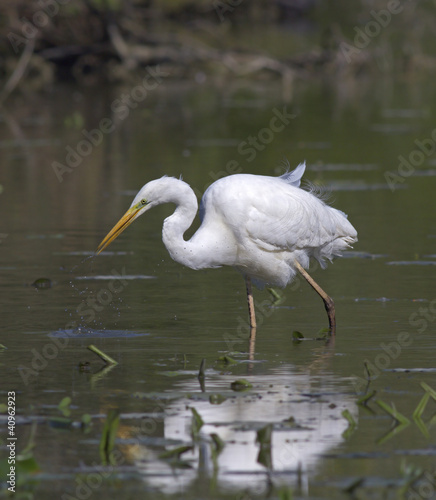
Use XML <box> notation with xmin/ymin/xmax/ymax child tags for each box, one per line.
<box><xmin>0</xmin><ymin>37</ymin><xmax>35</xmax><ymax>105</ymax></box>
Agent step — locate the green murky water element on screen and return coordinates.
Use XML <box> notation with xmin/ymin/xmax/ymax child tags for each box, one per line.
<box><xmin>1</xmin><ymin>74</ymin><xmax>436</xmax><ymax>499</ymax></box>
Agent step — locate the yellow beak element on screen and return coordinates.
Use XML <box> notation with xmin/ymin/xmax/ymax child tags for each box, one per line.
<box><xmin>96</xmin><ymin>206</ymin><xmax>141</xmax><ymax>254</ymax></box>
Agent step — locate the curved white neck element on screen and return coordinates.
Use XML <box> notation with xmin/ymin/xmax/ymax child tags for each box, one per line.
<box><xmin>161</xmin><ymin>180</ymin><xmax>201</xmax><ymax>269</ymax></box>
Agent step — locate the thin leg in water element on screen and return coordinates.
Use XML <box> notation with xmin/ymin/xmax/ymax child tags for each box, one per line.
<box><xmin>294</xmin><ymin>261</ymin><xmax>336</xmax><ymax>333</ymax></box>
<box><xmin>245</xmin><ymin>276</ymin><xmax>257</xmax><ymax>329</ymax></box>
<box><xmin>245</xmin><ymin>276</ymin><xmax>257</xmax><ymax>361</ymax></box>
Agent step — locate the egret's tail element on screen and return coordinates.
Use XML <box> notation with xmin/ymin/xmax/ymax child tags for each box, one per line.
<box><xmin>316</xmin><ymin>208</ymin><xmax>357</xmax><ymax>268</ymax></box>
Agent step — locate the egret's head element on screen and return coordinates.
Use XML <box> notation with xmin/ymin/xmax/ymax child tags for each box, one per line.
<box><xmin>96</xmin><ymin>179</ymin><xmax>162</xmax><ymax>254</ymax></box>
<box><xmin>96</xmin><ymin>176</ymin><xmax>192</xmax><ymax>254</ymax></box>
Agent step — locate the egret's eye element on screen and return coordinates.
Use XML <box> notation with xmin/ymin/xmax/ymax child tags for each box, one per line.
<box><xmin>141</xmin><ymin>199</ymin><xmax>147</xmax><ymax>206</ymax></box>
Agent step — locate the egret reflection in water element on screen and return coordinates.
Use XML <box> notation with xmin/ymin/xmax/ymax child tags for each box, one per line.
<box><xmin>124</xmin><ymin>365</ymin><xmax>358</xmax><ymax>495</ymax></box>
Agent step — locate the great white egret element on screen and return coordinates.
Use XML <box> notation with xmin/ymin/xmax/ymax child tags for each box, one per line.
<box><xmin>97</xmin><ymin>162</ymin><xmax>357</xmax><ymax>332</ymax></box>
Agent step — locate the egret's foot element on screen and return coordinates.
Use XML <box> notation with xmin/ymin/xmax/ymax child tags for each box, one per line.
<box><xmin>323</xmin><ymin>296</ymin><xmax>336</xmax><ymax>335</ymax></box>
<box><xmin>294</xmin><ymin>260</ymin><xmax>336</xmax><ymax>335</ymax></box>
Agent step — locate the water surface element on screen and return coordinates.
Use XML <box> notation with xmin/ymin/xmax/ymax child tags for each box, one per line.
<box><xmin>1</xmin><ymin>74</ymin><xmax>435</xmax><ymax>499</ymax></box>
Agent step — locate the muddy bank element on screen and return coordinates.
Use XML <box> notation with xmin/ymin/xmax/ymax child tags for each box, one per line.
<box><xmin>1</xmin><ymin>0</ymin><xmax>435</xmax><ymax>103</ymax></box>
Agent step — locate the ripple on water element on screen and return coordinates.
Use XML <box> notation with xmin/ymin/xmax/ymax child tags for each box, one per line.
<box><xmin>49</xmin><ymin>328</ymin><xmax>149</xmax><ymax>339</ymax></box>
<box><xmin>74</xmin><ymin>274</ymin><xmax>156</xmax><ymax>280</ymax></box>
<box><xmin>387</xmin><ymin>261</ymin><xmax>436</xmax><ymax>266</ymax></box>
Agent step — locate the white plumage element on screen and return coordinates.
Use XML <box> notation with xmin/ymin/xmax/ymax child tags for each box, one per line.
<box><xmin>97</xmin><ymin>162</ymin><xmax>357</xmax><ymax>331</ymax></box>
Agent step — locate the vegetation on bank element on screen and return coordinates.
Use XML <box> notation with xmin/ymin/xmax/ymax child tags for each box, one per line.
<box><xmin>1</xmin><ymin>0</ymin><xmax>436</xmax><ymax>101</ymax></box>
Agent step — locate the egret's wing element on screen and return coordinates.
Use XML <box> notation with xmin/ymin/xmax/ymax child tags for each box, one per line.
<box><xmin>200</xmin><ymin>169</ymin><xmax>355</xmax><ymax>260</ymax></box>
<box><xmin>243</xmin><ymin>182</ymin><xmax>347</xmax><ymax>254</ymax></box>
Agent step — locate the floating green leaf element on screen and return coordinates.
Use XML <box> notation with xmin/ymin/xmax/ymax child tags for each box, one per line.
<box><xmin>209</xmin><ymin>394</ymin><xmax>226</xmax><ymax>405</ymax></box>
<box><xmin>357</xmin><ymin>390</ymin><xmax>376</xmax><ymax>407</ymax></box>
<box><xmin>58</xmin><ymin>396</ymin><xmax>72</xmax><ymax>417</ymax></box>
<box><xmin>210</xmin><ymin>432</ymin><xmax>225</xmax><ymax>473</ymax></box>
<box><xmin>413</xmin><ymin>414</ymin><xmax>429</xmax><ymax>438</ymax></box>
<box><xmin>217</xmin><ymin>355</ymin><xmax>238</xmax><ymax>365</ymax></box>
<box><xmin>256</xmin><ymin>424</ymin><xmax>273</xmax><ymax>469</ymax></box>
<box><xmin>420</xmin><ymin>382</ymin><xmax>436</xmax><ymax>401</ymax></box>
<box><xmin>376</xmin><ymin>421</ymin><xmax>410</xmax><ymax>445</ymax></box>
<box><xmin>99</xmin><ymin>409</ymin><xmax>120</xmax><ymax>465</ymax></box>
<box><xmin>318</xmin><ymin>327</ymin><xmax>331</xmax><ymax>335</ymax></box>
<box><xmin>81</xmin><ymin>413</ymin><xmax>92</xmax><ymax>432</ymax></box>
<box><xmin>413</xmin><ymin>391</ymin><xmax>430</xmax><ymax>420</ymax></box>
<box><xmin>198</xmin><ymin>358</ymin><xmax>206</xmax><ymax>378</ymax></box>
<box><xmin>87</xmin><ymin>344</ymin><xmax>118</xmax><ymax>365</ymax></box>
<box><xmin>159</xmin><ymin>445</ymin><xmax>193</xmax><ymax>460</ymax></box>
<box><xmin>210</xmin><ymin>433</ymin><xmax>225</xmax><ymax>455</ymax></box>
<box><xmin>267</xmin><ymin>287</ymin><xmax>284</xmax><ymax>305</ymax></box>
<box><xmin>191</xmin><ymin>407</ymin><xmax>204</xmax><ymax>438</ymax></box>
<box><xmin>376</xmin><ymin>400</ymin><xmax>410</xmax><ymax>425</ymax></box>
<box><xmin>292</xmin><ymin>331</ymin><xmax>304</xmax><ymax>340</ymax></box>
<box><xmin>282</xmin><ymin>416</ymin><xmax>297</xmax><ymax>427</ymax></box>
<box><xmin>277</xmin><ymin>487</ymin><xmax>294</xmax><ymax>500</ymax></box>
<box><xmin>256</xmin><ymin>423</ymin><xmax>272</xmax><ymax>446</ymax></box>
<box><xmin>342</xmin><ymin>409</ymin><xmax>357</xmax><ymax>439</ymax></box>
<box><xmin>398</xmin><ymin>461</ymin><xmax>424</xmax><ymax>496</ymax></box>
<box><xmin>230</xmin><ymin>379</ymin><xmax>253</xmax><ymax>391</ymax></box>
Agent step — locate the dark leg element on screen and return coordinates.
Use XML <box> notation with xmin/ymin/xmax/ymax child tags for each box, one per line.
<box><xmin>294</xmin><ymin>261</ymin><xmax>336</xmax><ymax>333</ymax></box>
